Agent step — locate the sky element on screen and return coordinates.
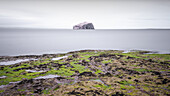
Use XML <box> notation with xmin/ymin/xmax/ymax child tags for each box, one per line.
<box><xmin>0</xmin><ymin>0</ymin><xmax>170</xmax><ymax>29</ymax></box>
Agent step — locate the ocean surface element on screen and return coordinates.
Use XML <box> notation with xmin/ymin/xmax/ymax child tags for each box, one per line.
<box><xmin>0</xmin><ymin>28</ymin><xmax>170</xmax><ymax>56</ymax></box>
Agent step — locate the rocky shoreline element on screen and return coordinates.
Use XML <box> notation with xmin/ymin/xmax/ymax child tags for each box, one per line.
<box><xmin>0</xmin><ymin>50</ymin><xmax>169</xmax><ymax>96</ymax></box>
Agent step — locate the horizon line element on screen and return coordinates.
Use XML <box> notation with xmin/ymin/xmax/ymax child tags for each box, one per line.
<box><xmin>0</xmin><ymin>27</ymin><xmax>170</xmax><ymax>30</ymax></box>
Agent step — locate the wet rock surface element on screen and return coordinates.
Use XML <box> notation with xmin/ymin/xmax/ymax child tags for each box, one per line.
<box><xmin>0</xmin><ymin>50</ymin><xmax>169</xmax><ymax>96</ymax></box>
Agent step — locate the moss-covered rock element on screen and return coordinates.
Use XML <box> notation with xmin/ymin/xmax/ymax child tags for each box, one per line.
<box><xmin>0</xmin><ymin>50</ymin><xmax>169</xmax><ymax>96</ymax></box>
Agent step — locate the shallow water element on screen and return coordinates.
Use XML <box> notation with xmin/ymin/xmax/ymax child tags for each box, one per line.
<box><xmin>0</xmin><ymin>29</ymin><xmax>170</xmax><ymax>56</ymax></box>
<box><xmin>34</xmin><ymin>75</ymin><xmax>60</xmax><ymax>79</ymax></box>
<box><xmin>0</xmin><ymin>85</ymin><xmax>8</xmax><ymax>89</ymax></box>
<box><xmin>0</xmin><ymin>76</ymin><xmax>6</xmax><ymax>79</ymax></box>
<box><xmin>9</xmin><ymin>81</ymin><xmax>21</xmax><ymax>84</ymax></box>
<box><xmin>0</xmin><ymin>59</ymin><xmax>30</xmax><ymax>65</ymax></box>
<box><xmin>0</xmin><ymin>59</ymin><xmax>36</xmax><ymax>65</ymax></box>
<box><xmin>51</xmin><ymin>56</ymin><xmax>68</xmax><ymax>60</ymax></box>
<box><xmin>90</xmin><ymin>79</ymin><xmax>104</xmax><ymax>84</ymax></box>
<box><xmin>25</xmin><ymin>70</ymin><xmax>45</xmax><ymax>73</ymax></box>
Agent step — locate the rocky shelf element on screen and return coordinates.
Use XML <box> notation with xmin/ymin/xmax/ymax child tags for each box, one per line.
<box><xmin>0</xmin><ymin>50</ymin><xmax>169</xmax><ymax>96</ymax></box>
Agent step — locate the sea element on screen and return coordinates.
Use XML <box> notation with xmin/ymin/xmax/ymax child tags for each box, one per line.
<box><xmin>0</xmin><ymin>28</ymin><xmax>170</xmax><ymax>56</ymax></box>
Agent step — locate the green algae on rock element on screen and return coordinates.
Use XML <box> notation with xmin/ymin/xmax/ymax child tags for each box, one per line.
<box><xmin>0</xmin><ymin>50</ymin><xmax>169</xmax><ymax>96</ymax></box>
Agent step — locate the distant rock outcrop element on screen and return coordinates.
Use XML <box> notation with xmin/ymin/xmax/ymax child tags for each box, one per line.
<box><xmin>73</xmin><ymin>22</ymin><xmax>95</xmax><ymax>30</ymax></box>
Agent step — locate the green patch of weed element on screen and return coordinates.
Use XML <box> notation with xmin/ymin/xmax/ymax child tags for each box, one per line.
<box><xmin>95</xmin><ymin>69</ymin><xmax>103</xmax><ymax>74</ymax></box>
<box><xmin>42</xmin><ymin>89</ymin><xmax>50</xmax><ymax>94</ymax></box>
<box><xmin>70</xmin><ymin>62</ymin><xmax>91</xmax><ymax>73</ymax></box>
<box><xmin>143</xmin><ymin>54</ymin><xmax>170</xmax><ymax>61</ymax></box>
<box><xmin>93</xmin><ymin>84</ymin><xmax>111</xmax><ymax>90</ymax></box>
<box><xmin>54</xmin><ymin>87</ymin><xmax>59</xmax><ymax>91</ymax></box>
<box><xmin>66</xmin><ymin>77</ymin><xmax>75</xmax><ymax>80</ymax></box>
<box><xmin>0</xmin><ymin>90</ymin><xmax>4</xmax><ymax>93</ymax></box>
<box><xmin>119</xmin><ymin>80</ymin><xmax>133</xmax><ymax>85</ymax></box>
<box><xmin>102</xmin><ymin>59</ymin><xmax>112</xmax><ymax>64</ymax></box>
<box><xmin>47</xmin><ymin>68</ymin><xmax>75</xmax><ymax>76</ymax></box>
<box><xmin>133</xmin><ymin>68</ymin><xmax>148</xmax><ymax>72</ymax></box>
<box><xmin>17</xmin><ymin>89</ymin><xmax>25</xmax><ymax>91</ymax></box>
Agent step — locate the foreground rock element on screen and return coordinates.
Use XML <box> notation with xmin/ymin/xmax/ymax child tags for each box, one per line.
<box><xmin>0</xmin><ymin>50</ymin><xmax>169</xmax><ymax>96</ymax></box>
<box><xmin>73</xmin><ymin>22</ymin><xmax>95</xmax><ymax>30</ymax></box>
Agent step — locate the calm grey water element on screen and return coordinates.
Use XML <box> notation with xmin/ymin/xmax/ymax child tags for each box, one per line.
<box><xmin>0</xmin><ymin>28</ymin><xmax>170</xmax><ymax>56</ymax></box>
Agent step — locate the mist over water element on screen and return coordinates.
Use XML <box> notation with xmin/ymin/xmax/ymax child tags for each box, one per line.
<box><xmin>0</xmin><ymin>29</ymin><xmax>170</xmax><ymax>56</ymax></box>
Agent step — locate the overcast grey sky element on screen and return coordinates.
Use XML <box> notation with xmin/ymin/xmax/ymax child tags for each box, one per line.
<box><xmin>0</xmin><ymin>0</ymin><xmax>170</xmax><ymax>29</ymax></box>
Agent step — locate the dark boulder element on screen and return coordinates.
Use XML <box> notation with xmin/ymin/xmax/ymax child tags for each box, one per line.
<box><xmin>78</xmin><ymin>72</ymin><xmax>96</xmax><ymax>77</ymax></box>
<box><xmin>67</xmin><ymin>90</ymin><xmax>85</xmax><ymax>95</ymax></box>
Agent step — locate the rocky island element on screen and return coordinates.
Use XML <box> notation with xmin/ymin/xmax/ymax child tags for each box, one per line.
<box><xmin>73</xmin><ymin>22</ymin><xmax>95</xmax><ymax>30</ymax></box>
<box><xmin>0</xmin><ymin>50</ymin><xmax>169</xmax><ymax>96</ymax></box>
